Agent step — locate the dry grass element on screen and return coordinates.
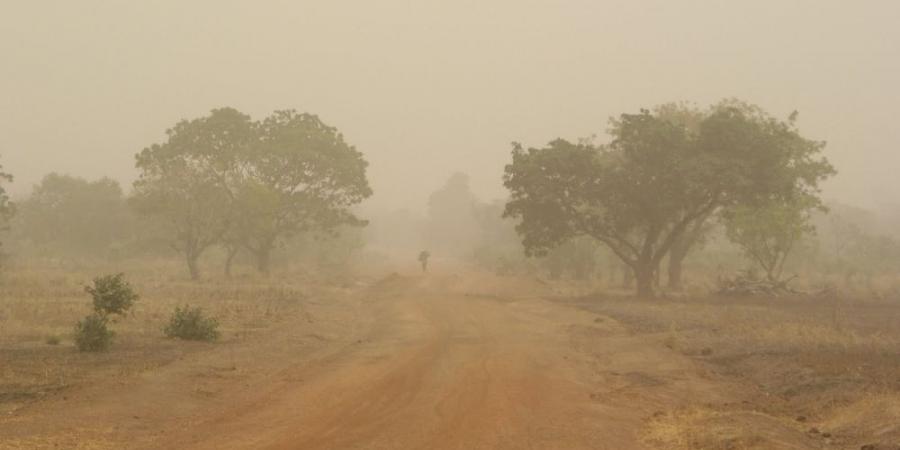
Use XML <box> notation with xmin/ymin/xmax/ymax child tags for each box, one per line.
<box><xmin>0</xmin><ymin>259</ymin><xmax>349</xmax><ymax>415</ymax></box>
<box><xmin>577</xmin><ymin>295</ymin><xmax>900</xmax><ymax>357</ymax></box>
<box><xmin>644</xmin><ymin>408</ymin><xmax>817</xmax><ymax>449</ymax></box>
<box><xmin>564</xmin><ymin>291</ymin><xmax>900</xmax><ymax>449</ymax></box>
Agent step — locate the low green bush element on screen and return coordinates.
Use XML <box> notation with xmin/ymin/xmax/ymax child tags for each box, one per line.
<box><xmin>85</xmin><ymin>273</ymin><xmax>139</xmax><ymax>317</ymax></box>
<box><xmin>74</xmin><ymin>313</ymin><xmax>114</xmax><ymax>352</ymax></box>
<box><xmin>164</xmin><ymin>305</ymin><xmax>220</xmax><ymax>342</ymax></box>
<box><xmin>72</xmin><ymin>273</ymin><xmax>139</xmax><ymax>353</ymax></box>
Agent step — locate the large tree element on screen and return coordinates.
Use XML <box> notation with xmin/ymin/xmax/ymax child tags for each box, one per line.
<box><xmin>133</xmin><ymin>108</ymin><xmax>371</xmax><ymax>278</ymax></box>
<box><xmin>226</xmin><ymin>110</ymin><xmax>372</xmax><ymax>274</ymax></box>
<box><xmin>503</xmin><ymin>100</ymin><xmax>834</xmax><ymax>297</ymax></box>
<box><xmin>131</xmin><ymin>108</ymin><xmax>254</xmax><ymax>279</ymax></box>
<box><xmin>665</xmin><ymin>209</ymin><xmax>715</xmax><ymax>290</ymax></box>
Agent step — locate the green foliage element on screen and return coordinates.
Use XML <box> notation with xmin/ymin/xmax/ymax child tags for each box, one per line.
<box><xmin>85</xmin><ymin>273</ymin><xmax>139</xmax><ymax>317</ymax></box>
<box><xmin>132</xmin><ymin>107</ymin><xmax>372</xmax><ymax>278</ymax></box>
<box><xmin>723</xmin><ymin>198</ymin><xmax>817</xmax><ymax>282</ymax></box>
<box><xmin>72</xmin><ymin>274</ymin><xmax>138</xmax><ymax>352</ymax></box>
<box><xmin>231</xmin><ymin>110</ymin><xmax>372</xmax><ymax>273</ymax></box>
<box><xmin>164</xmin><ymin>305</ymin><xmax>220</xmax><ymax>342</ymax></box>
<box><xmin>74</xmin><ymin>313</ymin><xmax>114</xmax><ymax>352</ymax></box>
<box><xmin>0</xmin><ymin>160</ymin><xmax>15</xmax><ymax>254</ymax></box>
<box><xmin>14</xmin><ymin>173</ymin><xmax>132</xmax><ymax>257</ymax></box>
<box><xmin>131</xmin><ymin>108</ymin><xmax>249</xmax><ymax>279</ymax></box>
<box><xmin>541</xmin><ymin>237</ymin><xmax>605</xmax><ymax>280</ymax></box>
<box><xmin>503</xmin><ymin>100</ymin><xmax>835</xmax><ymax>296</ymax></box>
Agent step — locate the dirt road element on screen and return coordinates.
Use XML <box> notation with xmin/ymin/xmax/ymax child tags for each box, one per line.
<box><xmin>1</xmin><ymin>273</ymin><xmax>735</xmax><ymax>449</ymax></box>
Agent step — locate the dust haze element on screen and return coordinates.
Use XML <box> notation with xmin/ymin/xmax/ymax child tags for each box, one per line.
<box><xmin>2</xmin><ymin>2</ymin><xmax>900</xmax><ymax>449</ymax></box>
<box><xmin>3</xmin><ymin>1</ymin><xmax>900</xmax><ymax>210</ymax></box>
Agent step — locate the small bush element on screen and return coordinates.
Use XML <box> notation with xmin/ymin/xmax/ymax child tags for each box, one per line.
<box><xmin>164</xmin><ymin>305</ymin><xmax>220</xmax><ymax>342</ymax></box>
<box><xmin>74</xmin><ymin>313</ymin><xmax>114</xmax><ymax>352</ymax></box>
<box><xmin>85</xmin><ymin>273</ymin><xmax>139</xmax><ymax>317</ymax></box>
<box><xmin>45</xmin><ymin>335</ymin><xmax>61</xmax><ymax>345</ymax></box>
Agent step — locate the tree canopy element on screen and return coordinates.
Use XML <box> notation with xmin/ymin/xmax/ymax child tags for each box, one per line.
<box><xmin>503</xmin><ymin>100</ymin><xmax>835</xmax><ymax>296</ymax></box>
<box><xmin>131</xmin><ymin>107</ymin><xmax>371</xmax><ymax>279</ymax></box>
<box><xmin>228</xmin><ymin>110</ymin><xmax>371</xmax><ymax>274</ymax></box>
<box><xmin>131</xmin><ymin>108</ymin><xmax>248</xmax><ymax>279</ymax></box>
<box><xmin>723</xmin><ymin>196</ymin><xmax>819</xmax><ymax>282</ymax></box>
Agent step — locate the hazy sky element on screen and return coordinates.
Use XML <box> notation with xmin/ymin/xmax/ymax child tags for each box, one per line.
<box><xmin>2</xmin><ymin>1</ymin><xmax>899</xmax><ymax>211</ymax></box>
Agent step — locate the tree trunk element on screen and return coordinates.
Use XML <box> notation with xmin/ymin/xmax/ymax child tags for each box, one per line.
<box><xmin>634</xmin><ymin>263</ymin><xmax>656</xmax><ymax>298</ymax></box>
<box><xmin>186</xmin><ymin>252</ymin><xmax>201</xmax><ymax>281</ymax></box>
<box><xmin>667</xmin><ymin>242</ymin><xmax>688</xmax><ymax>291</ymax></box>
<box><xmin>622</xmin><ymin>264</ymin><xmax>634</xmax><ymax>289</ymax></box>
<box><xmin>224</xmin><ymin>246</ymin><xmax>239</xmax><ymax>278</ymax></box>
<box><xmin>255</xmin><ymin>246</ymin><xmax>272</xmax><ymax>275</ymax></box>
<box><xmin>666</xmin><ymin>210</ymin><xmax>713</xmax><ymax>291</ymax></box>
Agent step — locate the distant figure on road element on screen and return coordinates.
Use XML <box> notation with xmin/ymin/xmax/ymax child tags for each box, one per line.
<box><xmin>418</xmin><ymin>250</ymin><xmax>430</xmax><ymax>272</ymax></box>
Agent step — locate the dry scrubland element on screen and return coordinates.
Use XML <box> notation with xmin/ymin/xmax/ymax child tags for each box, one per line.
<box><xmin>552</xmin><ymin>283</ymin><xmax>900</xmax><ymax>449</ymax></box>
<box><xmin>1</xmin><ymin>261</ymin><xmax>899</xmax><ymax>449</ymax></box>
<box><xmin>0</xmin><ymin>261</ymin><xmax>360</xmax><ymax>418</ymax></box>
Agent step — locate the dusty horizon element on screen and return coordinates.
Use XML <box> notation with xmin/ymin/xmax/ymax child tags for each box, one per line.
<box><xmin>2</xmin><ymin>1</ymin><xmax>899</xmax><ymax>212</ymax></box>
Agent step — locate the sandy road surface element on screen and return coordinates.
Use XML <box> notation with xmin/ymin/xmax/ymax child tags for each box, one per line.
<box><xmin>2</xmin><ymin>273</ymin><xmax>733</xmax><ymax>449</ymax></box>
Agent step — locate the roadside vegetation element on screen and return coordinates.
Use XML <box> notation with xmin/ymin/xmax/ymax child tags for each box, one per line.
<box><xmin>73</xmin><ymin>273</ymin><xmax>139</xmax><ymax>352</ymax></box>
<box><xmin>0</xmin><ymin>262</ymin><xmax>337</xmax><ymax>416</ymax></box>
<box><xmin>164</xmin><ymin>305</ymin><xmax>220</xmax><ymax>342</ymax></box>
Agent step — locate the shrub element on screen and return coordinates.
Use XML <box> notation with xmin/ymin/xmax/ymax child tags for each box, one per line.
<box><xmin>164</xmin><ymin>305</ymin><xmax>220</xmax><ymax>342</ymax></box>
<box><xmin>45</xmin><ymin>335</ymin><xmax>61</xmax><ymax>345</ymax></box>
<box><xmin>74</xmin><ymin>313</ymin><xmax>114</xmax><ymax>352</ymax></box>
<box><xmin>85</xmin><ymin>273</ymin><xmax>138</xmax><ymax>317</ymax></box>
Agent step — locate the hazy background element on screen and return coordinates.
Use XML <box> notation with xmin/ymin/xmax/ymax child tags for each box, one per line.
<box><xmin>2</xmin><ymin>0</ymin><xmax>898</xmax><ymax>211</ymax></box>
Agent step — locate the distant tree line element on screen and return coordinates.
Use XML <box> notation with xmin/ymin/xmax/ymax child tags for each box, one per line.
<box><xmin>0</xmin><ymin>107</ymin><xmax>372</xmax><ymax>279</ymax></box>
<box><xmin>4</xmin><ymin>99</ymin><xmax>900</xmax><ymax>293</ymax></box>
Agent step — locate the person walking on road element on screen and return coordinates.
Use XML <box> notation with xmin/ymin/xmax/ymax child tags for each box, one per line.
<box><xmin>418</xmin><ymin>250</ymin><xmax>430</xmax><ymax>273</ymax></box>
